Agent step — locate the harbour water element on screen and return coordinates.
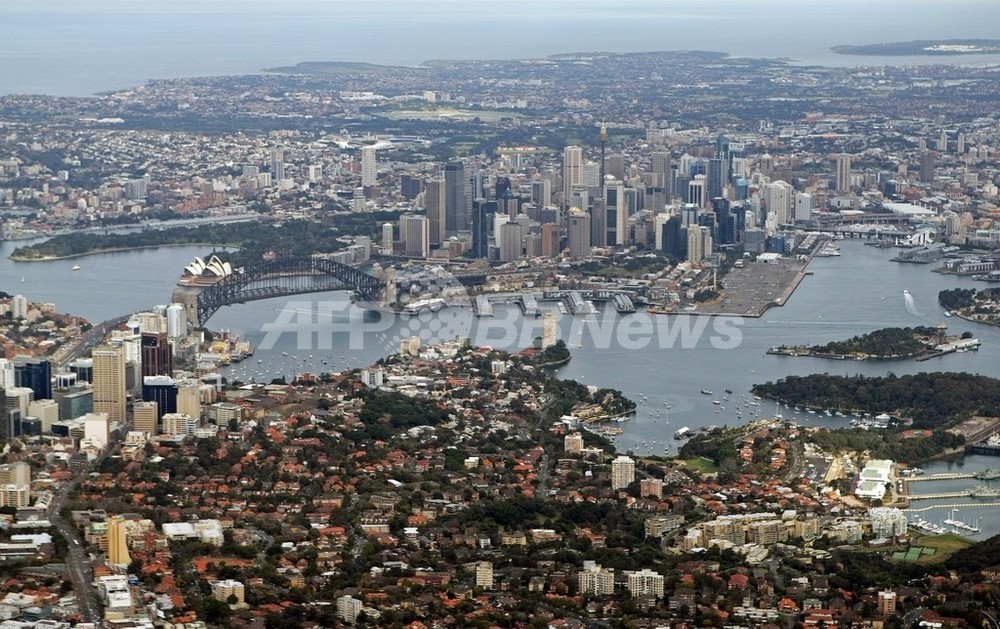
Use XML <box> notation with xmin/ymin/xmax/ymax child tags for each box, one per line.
<box><xmin>6</xmin><ymin>237</ymin><xmax>1000</xmax><ymax>536</ymax></box>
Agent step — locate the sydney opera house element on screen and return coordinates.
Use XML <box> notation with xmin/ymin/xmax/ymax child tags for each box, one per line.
<box><xmin>176</xmin><ymin>254</ymin><xmax>234</xmax><ymax>287</ymax></box>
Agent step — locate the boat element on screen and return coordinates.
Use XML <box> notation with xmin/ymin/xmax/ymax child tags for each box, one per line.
<box><xmin>976</xmin><ymin>468</ymin><xmax>1000</xmax><ymax>481</ymax></box>
<box><xmin>674</xmin><ymin>426</ymin><xmax>691</xmax><ymax>439</ymax></box>
<box><xmin>944</xmin><ymin>310</ymin><xmax>953</xmax><ymax>317</ymax></box>
<box><xmin>724</xmin><ymin>389</ymin><xmax>733</xmax><ymax>395</ymax></box>
<box><xmin>903</xmin><ymin>289</ymin><xmax>910</xmax><ymax>297</ymax></box>
<box><xmin>700</xmin><ymin>389</ymin><xmax>713</xmax><ymax>395</ymax></box>
<box><xmin>72</xmin><ymin>264</ymin><xmax>81</xmax><ymax>271</ymax></box>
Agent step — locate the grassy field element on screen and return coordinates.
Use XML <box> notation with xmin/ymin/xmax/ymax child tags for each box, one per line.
<box><xmin>683</xmin><ymin>457</ymin><xmax>719</xmax><ymax>473</ymax></box>
<box><xmin>906</xmin><ymin>533</ymin><xmax>974</xmax><ymax>562</ymax></box>
<box><xmin>380</xmin><ymin>107</ymin><xmax>523</xmax><ymax>122</ymax></box>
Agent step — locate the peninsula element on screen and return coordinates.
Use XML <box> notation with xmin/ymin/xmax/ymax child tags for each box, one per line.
<box><xmin>766</xmin><ymin>326</ymin><xmax>979</xmax><ymax>361</ymax></box>
<box><xmin>832</xmin><ymin>39</ymin><xmax>1000</xmax><ymax>56</ymax></box>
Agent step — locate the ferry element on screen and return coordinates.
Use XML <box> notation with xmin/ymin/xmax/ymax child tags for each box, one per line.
<box><xmin>674</xmin><ymin>426</ymin><xmax>691</xmax><ymax>439</ymax></box>
<box><xmin>403</xmin><ymin>297</ymin><xmax>446</xmax><ymax>314</ymax></box>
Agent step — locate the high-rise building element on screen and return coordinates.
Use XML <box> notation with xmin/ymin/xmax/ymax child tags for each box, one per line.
<box><xmin>0</xmin><ymin>462</ymin><xmax>29</xmax><ymax>508</ymax></box>
<box><xmin>27</xmin><ymin>399</ymin><xmax>59</xmax><ymax>433</ymax></box>
<box><xmin>108</xmin><ymin>516</ymin><xmax>131</xmax><ymax>566</ymax></box>
<box><xmin>445</xmin><ymin>161</ymin><xmax>468</xmax><ymax>235</ymax></box>
<box><xmin>836</xmin><ymin>153</ymin><xmax>852</xmax><ymax>194</ymax></box>
<box><xmin>84</xmin><ymin>412</ymin><xmax>111</xmax><ymax>448</ymax></box>
<box><xmin>563</xmin><ymin>146</ymin><xmax>583</xmax><ymax>204</ymax></box>
<box><xmin>611</xmin><ymin>455</ymin><xmax>635</xmax><ymax>490</ymax></box>
<box><xmin>399</xmin><ymin>214</ymin><xmax>430</xmax><ymax>257</ymax></box>
<box><xmin>475</xmin><ymin>561</ymin><xmax>494</xmax><ymax>590</ymax></box>
<box><xmin>133</xmin><ymin>401</ymin><xmax>158</xmax><ymax>435</ymax></box>
<box><xmin>270</xmin><ymin>148</ymin><xmax>285</xmax><ymax>181</ymax></box>
<box><xmin>166</xmin><ymin>303</ymin><xmax>186</xmax><ymax>339</ymax></box>
<box><xmin>11</xmin><ymin>295</ymin><xmax>28</xmax><ymax>320</ymax></box>
<box><xmin>92</xmin><ymin>345</ymin><xmax>126</xmax><ymax>425</ymax></box>
<box><xmin>13</xmin><ymin>356</ymin><xmax>51</xmax><ymax>401</ymax></box>
<box><xmin>567</xmin><ymin>209</ymin><xmax>591</xmax><ymax>258</ymax></box>
<box><xmin>499</xmin><ymin>222</ymin><xmax>523</xmax><ymax>261</ymax></box>
<box><xmin>878</xmin><ymin>591</ymin><xmax>897</xmax><ymax>617</ymax></box>
<box><xmin>604</xmin><ymin>178</ymin><xmax>626</xmax><ymax>246</ymax></box>
<box><xmin>424</xmin><ymin>178</ymin><xmax>447</xmax><ymax>247</ymax></box>
<box><xmin>211</xmin><ymin>579</ymin><xmax>245</xmax><ymax>606</ymax></box>
<box><xmin>162</xmin><ymin>412</ymin><xmax>197</xmax><ymax>436</ymax></box>
<box><xmin>793</xmin><ymin>193</ymin><xmax>813</xmax><ymax>222</ymax></box>
<box><xmin>400</xmin><ymin>174</ymin><xmax>422</xmax><ymax>200</ymax></box>
<box><xmin>381</xmin><ymin>222</ymin><xmax>394</xmax><ymax>255</ymax></box>
<box><xmin>360</xmin><ymin>146</ymin><xmax>377</xmax><ymax>187</ymax></box>
<box><xmin>920</xmin><ymin>151</ymin><xmax>936</xmax><ymax>182</ymax></box>
<box><xmin>765</xmin><ymin>180</ymin><xmax>793</xmax><ymax>225</ymax></box>
<box><xmin>531</xmin><ymin>177</ymin><xmax>551</xmax><ymax>206</ymax></box>
<box><xmin>687</xmin><ymin>175</ymin><xmax>706</xmax><ymax>208</ymax></box>
<box><xmin>142</xmin><ymin>376</ymin><xmax>177</xmax><ymax>419</ymax></box>
<box><xmin>541</xmin><ymin>222</ymin><xmax>560</xmax><ymax>257</ymax></box>
<box><xmin>336</xmin><ymin>595</ymin><xmax>363</xmax><ymax>624</ymax></box>
<box><xmin>141</xmin><ymin>332</ymin><xmax>173</xmax><ymax>378</ymax></box>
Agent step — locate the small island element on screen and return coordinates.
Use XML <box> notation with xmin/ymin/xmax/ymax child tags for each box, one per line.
<box><xmin>832</xmin><ymin>39</ymin><xmax>1000</xmax><ymax>57</ymax></box>
<box><xmin>766</xmin><ymin>326</ymin><xmax>979</xmax><ymax>361</ymax></box>
<box><xmin>940</xmin><ymin>287</ymin><xmax>1000</xmax><ymax>326</ymax></box>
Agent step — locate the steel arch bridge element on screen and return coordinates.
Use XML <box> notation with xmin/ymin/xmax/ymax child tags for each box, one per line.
<box><xmin>195</xmin><ymin>257</ymin><xmax>383</xmax><ymax>326</ymax></box>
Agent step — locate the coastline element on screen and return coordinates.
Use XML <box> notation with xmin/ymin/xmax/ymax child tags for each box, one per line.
<box><xmin>9</xmin><ymin>242</ymin><xmax>240</xmax><ymax>262</ymax></box>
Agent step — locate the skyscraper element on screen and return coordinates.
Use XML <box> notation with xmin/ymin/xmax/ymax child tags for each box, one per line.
<box><xmin>836</xmin><ymin>153</ymin><xmax>852</xmax><ymax>194</ymax></box>
<box><xmin>424</xmin><ymin>178</ymin><xmax>447</xmax><ymax>247</ymax></box>
<box><xmin>444</xmin><ymin>161</ymin><xmax>468</xmax><ymax>235</ymax></box>
<box><xmin>604</xmin><ymin>179</ymin><xmax>625</xmax><ymax>246</ymax></box>
<box><xmin>361</xmin><ymin>146</ymin><xmax>377</xmax><ymax>188</ymax></box>
<box><xmin>142</xmin><ymin>376</ymin><xmax>177</xmax><ymax>420</ymax></box>
<box><xmin>140</xmin><ymin>332</ymin><xmax>173</xmax><ymax>378</ymax></box>
<box><xmin>92</xmin><ymin>345</ymin><xmax>126</xmax><ymax>425</ymax></box>
<box><xmin>567</xmin><ymin>208</ymin><xmax>591</xmax><ymax>258</ymax></box>
<box><xmin>270</xmin><ymin>148</ymin><xmax>285</xmax><ymax>182</ymax></box>
<box><xmin>133</xmin><ymin>400</ymin><xmax>158</xmax><ymax>435</ymax></box>
<box><xmin>108</xmin><ymin>516</ymin><xmax>131</xmax><ymax>566</ymax></box>
<box><xmin>765</xmin><ymin>180</ymin><xmax>793</xmax><ymax>225</ymax></box>
<box><xmin>920</xmin><ymin>151</ymin><xmax>936</xmax><ymax>182</ymax></box>
<box><xmin>399</xmin><ymin>214</ymin><xmax>430</xmax><ymax>257</ymax></box>
<box><xmin>13</xmin><ymin>357</ymin><xmax>51</xmax><ymax>401</ymax></box>
<box><xmin>563</xmin><ymin>146</ymin><xmax>583</xmax><ymax>205</ymax></box>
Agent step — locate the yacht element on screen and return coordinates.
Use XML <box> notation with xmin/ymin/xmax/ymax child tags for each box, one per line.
<box><xmin>72</xmin><ymin>264</ymin><xmax>81</xmax><ymax>271</ymax></box>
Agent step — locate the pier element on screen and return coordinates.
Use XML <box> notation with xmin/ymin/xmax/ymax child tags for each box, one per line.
<box><xmin>473</xmin><ymin>296</ymin><xmax>493</xmax><ymax>317</ymax></box>
<box><xmin>520</xmin><ymin>293</ymin><xmax>539</xmax><ymax>317</ymax></box>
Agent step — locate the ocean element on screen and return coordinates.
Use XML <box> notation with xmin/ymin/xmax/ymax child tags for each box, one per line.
<box><xmin>2</xmin><ymin>0</ymin><xmax>999</xmax><ymax>97</ymax></box>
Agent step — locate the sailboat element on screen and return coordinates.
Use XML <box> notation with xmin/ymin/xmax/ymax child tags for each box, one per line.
<box><xmin>72</xmin><ymin>264</ymin><xmax>81</xmax><ymax>271</ymax></box>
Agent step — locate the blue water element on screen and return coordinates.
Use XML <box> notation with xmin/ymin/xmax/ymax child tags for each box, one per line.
<box><xmin>1</xmin><ymin>0</ymin><xmax>998</xmax><ymax>96</ymax></box>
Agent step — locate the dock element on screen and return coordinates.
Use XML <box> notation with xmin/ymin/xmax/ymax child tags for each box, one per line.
<box><xmin>613</xmin><ymin>294</ymin><xmax>635</xmax><ymax>313</ymax></box>
<box><xmin>520</xmin><ymin>293</ymin><xmax>539</xmax><ymax>317</ymax></box>
<box><xmin>473</xmin><ymin>296</ymin><xmax>493</xmax><ymax>317</ymax></box>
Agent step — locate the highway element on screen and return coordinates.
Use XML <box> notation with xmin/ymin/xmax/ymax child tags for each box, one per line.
<box><xmin>53</xmin><ymin>314</ymin><xmax>131</xmax><ymax>370</ymax></box>
<box><xmin>49</xmin><ymin>476</ymin><xmax>102</xmax><ymax>624</ymax></box>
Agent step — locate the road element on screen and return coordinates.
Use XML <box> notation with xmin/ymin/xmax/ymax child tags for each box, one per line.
<box><xmin>49</xmin><ymin>477</ymin><xmax>102</xmax><ymax>624</ymax></box>
<box><xmin>53</xmin><ymin>314</ymin><xmax>130</xmax><ymax>370</ymax></box>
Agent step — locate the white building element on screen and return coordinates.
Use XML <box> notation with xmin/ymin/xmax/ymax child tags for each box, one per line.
<box><xmin>83</xmin><ymin>412</ymin><xmax>110</xmax><ymax>449</ymax></box>
<box><xmin>856</xmin><ymin>459</ymin><xmax>893</xmax><ymax>501</ymax></box>
<box><xmin>361</xmin><ymin>146</ymin><xmax>377</xmax><ymax>188</ymax></box>
<box><xmin>611</xmin><ymin>455</ymin><xmax>635</xmax><ymax>490</ymax></box>
<box><xmin>475</xmin><ymin>561</ymin><xmax>494</xmax><ymax>590</ymax></box>
<box><xmin>578</xmin><ymin>561</ymin><xmax>615</xmax><ymax>596</ymax></box>
<box><xmin>869</xmin><ymin>507</ymin><xmax>908</xmax><ymax>538</ymax></box>
<box><xmin>336</xmin><ymin>594</ymin><xmax>363</xmax><ymax>624</ymax></box>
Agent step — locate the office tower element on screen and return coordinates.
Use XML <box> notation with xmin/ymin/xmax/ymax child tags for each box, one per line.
<box><xmin>134</xmin><ymin>401</ymin><xmax>158</xmax><ymax>435</ymax></box>
<box><xmin>424</xmin><ymin>178</ymin><xmax>446</xmax><ymax>247</ymax></box>
<box><xmin>471</xmin><ymin>198</ymin><xmax>495</xmax><ymax>259</ymax></box>
<box><xmin>564</xmin><ymin>432</ymin><xmax>584</xmax><ymax>454</ymax></box>
<box><xmin>567</xmin><ymin>209</ymin><xmax>591</xmax><ymax>258</ymax></box>
<box><xmin>530</xmin><ymin>177</ymin><xmax>551</xmax><ymax>205</ymax></box>
<box><xmin>26</xmin><ymin>399</ymin><xmax>57</xmax><ymax>432</ymax></box>
<box><xmin>0</xmin><ymin>360</ymin><xmax>12</xmax><ymax>390</ymax></box>
<box><xmin>937</xmin><ymin>130</ymin><xmax>948</xmax><ymax>152</ymax></box>
<box><xmin>307</xmin><ymin>164</ymin><xmax>322</xmax><ymax>182</ymax></box>
<box><xmin>607</xmin><ymin>153</ymin><xmax>625</xmax><ymax>181</ymax></box>
<box><xmin>400</xmin><ymin>174</ymin><xmax>422</xmax><ymax>200</ymax></box>
<box><xmin>499</xmin><ymin>222</ymin><xmax>523</xmax><ymax>261</ymax></box>
<box><xmin>84</xmin><ymin>412</ymin><xmax>111</xmax><ymax>448</ymax></box>
<box><xmin>352</xmin><ymin>187</ymin><xmax>366</xmax><ymax>212</ymax></box>
<box><xmin>541</xmin><ymin>222</ymin><xmax>560</xmax><ymax>257</ymax></box>
<box><xmin>765</xmin><ymin>180</ymin><xmax>793</xmax><ymax>225</ymax></box>
<box><xmin>11</xmin><ymin>295</ymin><xmax>27</xmax><ymax>320</ymax></box>
<box><xmin>444</xmin><ymin>161</ymin><xmax>468</xmax><ymax>234</ymax></box>
<box><xmin>562</xmin><ymin>146</ymin><xmax>582</xmax><ymax>204</ymax></box>
<box><xmin>13</xmin><ymin>356</ymin><xmax>51</xmax><ymax>401</ymax></box>
<box><xmin>140</xmin><ymin>332</ymin><xmax>172</xmax><ymax>378</ymax></box>
<box><xmin>360</xmin><ymin>146</ymin><xmax>376</xmax><ymax>187</ymax></box>
<box><xmin>142</xmin><ymin>376</ymin><xmax>177</xmax><ymax>419</ymax></box>
<box><xmin>92</xmin><ymin>345</ymin><xmax>126</xmax><ymax>425</ymax></box>
<box><xmin>166</xmin><ymin>303</ymin><xmax>186</xmax><ymax>339</ymax></box>
<box><xmin>604</xmin><ymin>179</ymin><xmax>626</xmax><ymax>246</ymax></box>
<box><xmin>108</xmin><ymin>516</ymin><xmax>131</xmax><ymax>566</ymax></box>
<box><xmin>836</xmin><ymin>153</ymin><xmax>852</xmax><ymax>194</ymax></box>
<box><xmin>687</xmin><ymin>175</ymin><xmax>706</xmax><ymax>208</ymax></box>
<box><xmin>381</xmin><ymin>222</ymin><xmax>394</xmax><ymax>255</ymax></box>
<box><xmin>920</xmin><ymin>151</ymin><xmax>936</xmax><ymax>182</ymax></box>
<box><xmin>650</xmin><ymin>151</ymin><xmax>672</xmax><ymax>194</ymax></box>
<box><xmin>611</xmin><ymin>455</ymin><xmax>635</xmax><ymax>490</ymax></box>
<box><xmin>399</xmin><ymin>214</ymin><xmax>430</xmax><ymax>257</ymax></box>
<box><xmin>177</xmin><ymin>385</ymin><xmax>202</xmax><ymax>420</ymax></box>
<box><xmin>687</xmin><ymin>228</ymin><xmax>704</xmax><ymax>263</ymax></box>
<box><xmin>627</xmin><ymin>569</ymin><xmax>665</xmax><ymax>599</ymax></box>
<box><xmin>270</xmin><ymin>148</ymin><xmax>285</xmax><ymax>181</ymax></box>
<box><xmin>707</xmin><ymin>158</ymin><xmax>726</xmax><ymax>200</ymax></box>
<box><xmin>54</xmin><ymin>387</ymin><xmax>92</xmax><ymax>421</ymax></box>
<box><xmin>581</xmin><ymin>161</ymin><xmax>601</xmax><ymax>187</ymax></box>
<box><xmin>793</xmin><ymin>192</ymin><xmax>813</xmax><ymax>222</ymax></box>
